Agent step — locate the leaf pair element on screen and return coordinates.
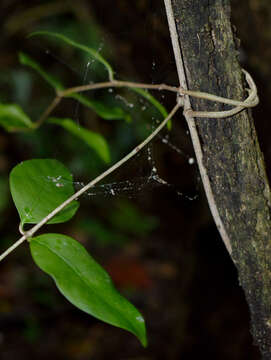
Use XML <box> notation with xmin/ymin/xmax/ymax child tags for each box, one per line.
<box><xmin>9</xmin><ymin>159</ymin><xmax>147</xmax><ymax>346</ymax></box>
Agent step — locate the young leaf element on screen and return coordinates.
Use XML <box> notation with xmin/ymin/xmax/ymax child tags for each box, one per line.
<box><xmin>0</xmin><ymin>103</ymin><xmax>34</xmax><ymax>132</ymax></box>
<box><xmin>29</xmin><ymin>31</ymin><xmax>114</xmax><ymax>80</ymax></box>
<box><xmin>19</xmin><ymin>52</ymin><xmax>129</xmax><ymax>122</ymax></box>
<box><xmin>48</xmin><ymin>117</ymin><xmax>110</xmax><ymax>163</ymax></box>
<box><xmin>131</xmin><ymin>87</ymin><xmax>171</xmax><ymax>130</ymax></box>
<box><xmin>9</xmin><ymin>159</ymin><xmax>79</xmax><ymax>226</ymax></box>
<box><xmin>69</xmin><ymin>93</ymin><xmax>131</xmax><ymax>122</ymax></box>
<box><xmin>30</xmin><ymin>233</ymin><xmax>147</xmax><ymax>347</ymax></box>
<box><xmin>132</xmin><ymin>88</ymin><xmax>168</xmax><ymax>119</ymax></box>
<box><xmin>19</xmin><ymin>52</ymin><xmax>64</xmax><ymax>91</ymax></box>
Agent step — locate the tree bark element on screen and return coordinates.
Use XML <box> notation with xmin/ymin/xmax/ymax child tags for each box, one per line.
<box><xmin>166</xmin><ymin>0</ymin><xmax>271</xmax><ymax>357</ymax></box>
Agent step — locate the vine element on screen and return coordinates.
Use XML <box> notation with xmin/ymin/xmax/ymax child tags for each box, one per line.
<box><xmin>0</xmin><ymin>30</ymin><xmax>258</xmax><ymax>346</ymax></box>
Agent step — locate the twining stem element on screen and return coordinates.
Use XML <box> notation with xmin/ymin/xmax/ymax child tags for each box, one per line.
<box><xmin>36</xmin><ymin>76</ymin><xmax>258</xmax><ymax>128</ymax></box>
<box><xmin>0</xmin><ymin>102</ymin><xmax>181</xmax><ymax>263</ymax></box>
<box><xmin>35</xmin><ymin>95</ymin><xmax>61</xmax><ymax>128</ymax></box>
<box><xmin>184</xmin><ymin>70</ymin><xmax>258</xmax><ymax>118</ymax></box>
<box><xmin>164</xmin><ymin>0</ymin><xmax>232</xmax><ymax>253</ymax></box>
<box><xmin>0</xmin><ymin>51</ymin><xmax>258</xmax><ymax>261</ymax></box>
<box><xmin>35</xmin><ymin>80</ymin><xmax>179</xmax><ymax>127</ymax></box>
<box><xmin>61</xmin><ymin>76</ymin><xmax>258</xmax><ymax>108</ymax></box>
<box><xmin>60</xmin><ymin>80</ymin><xmax>179</xmax><ymax>97</ymax></box>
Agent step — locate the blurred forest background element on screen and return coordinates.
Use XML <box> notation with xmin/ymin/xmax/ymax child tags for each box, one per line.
<box><xmin>0</xmin><ymin>0</ymin><xmax>270</xmax><ymax>359</ymax></box>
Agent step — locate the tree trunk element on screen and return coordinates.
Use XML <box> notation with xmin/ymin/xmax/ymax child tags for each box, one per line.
<box><xmin>165</xmin><ymin>0</ymin><xmax>271</xmax><ymax>357</ymax></box>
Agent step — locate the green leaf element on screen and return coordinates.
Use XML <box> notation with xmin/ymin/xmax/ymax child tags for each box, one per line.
<box><xmin>19</xmin><ymin>52</ymin><xmax>129</xmax><ymax>122</ymax></box>
<box><xmin>0</xmin><ymin>103</ymin><xmax>34</xmax><ymax>132</ymax></box>
<box><xmin>131</xmin><ymin>87</ymin><xmax>171</xmax><ymax>130</ymax></box>
<box><xmin>30</xmin><ymin>233</ymin><xmax>147</xmax><ymax>347</ymax></box>
<box><xmin>29</xmin><ymin>31</ymin><xmax>114</xmax><ymax>80</ymax></box>
<box><xmin>48</xmin><ymin>117</ymin><xmax>110</xmax><ymax>163</ymax></box>
<box><xmin>19</xmin><ymin>52</ymin><xmax>64</xmax><ymax>91</ymax></box>
<box><xmin>69</xmin><ymin>93</ymin><xmax>131</xmax><ymax>122</ymax></box>
<box><xmin>9</xmin><ymin>159</ymin><xmax>79</xmax><ymax>226</ymax></box>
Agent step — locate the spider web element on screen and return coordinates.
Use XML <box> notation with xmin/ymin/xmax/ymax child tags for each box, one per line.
<box><xmin>38</xmin><ymin>1</ymin><xmax>199</xmax><ymax>204</ymax></box>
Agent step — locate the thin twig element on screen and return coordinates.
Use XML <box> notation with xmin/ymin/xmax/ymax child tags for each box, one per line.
<box><xmin>0</xmin><ymin>236</ymin><xmax>28</xmax><ymax>262</ymax></box>
<box><xmin>0</xmin><ymin>102</ymin><xmax>181</xmax><ymax>263</ymax></box>
<box><xmin>35</xmin><ymin>76</ymin><xmax>257</xmax><ymax>128</ymax></box>
<box><xmin>61</xmin><ymin>78</ymin><xmax>258</xmax><ymax>109</ymax></box>
<box><xmin>60</xmin><ymin>80</ymin><xmax>179</xmax><ymax>97</ymax></box>
<box><xmin>35</xmin><ymin>95</ymin><xmax>61</xmax><ymax>128</ymax></box>
<box><xmin>184</xmin><ymin>70</ymin><xmax>259</xmax><ymax>118</ymax></box>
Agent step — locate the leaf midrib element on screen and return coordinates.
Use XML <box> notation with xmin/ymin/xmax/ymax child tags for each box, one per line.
<box><xmin>35</xmin><ymin>238</ymin><xmax>139</xmax><ymax>334</ymax></box>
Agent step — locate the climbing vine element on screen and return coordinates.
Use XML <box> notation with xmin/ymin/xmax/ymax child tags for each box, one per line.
<box><xmin>0</xmin><ymin>30</ymin><xmax>258</xmax><ymax>346</ymax></box>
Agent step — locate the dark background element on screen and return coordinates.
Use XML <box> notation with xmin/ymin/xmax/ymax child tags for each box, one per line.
<box><xmin>0</xmin><ymin>1</ymin><xmax>270</xmax><ymax>359</ymax></box>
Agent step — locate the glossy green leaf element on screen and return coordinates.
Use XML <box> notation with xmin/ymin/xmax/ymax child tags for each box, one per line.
<box><xmin>48</xmin><ymin>117</ymin><xmax>110</xmax><ymax>163</ymax></box>
<box><xmin>29</xmin><ymin>31</ymin><xmax>114</xmax><ymax>80</ymax></box>
<box><xmin>19</xmin><ymin>52</ymin><xmax>64</xmax><ymax>91</ymax></box>
<box><xmin>0</xmin><ymin>103</ymin><xmax>34</xmax><ymax>132</ymax></box>
<box><xmin>9</xmin><ymin>159</ymin><xmax>79</xmax><ymax>226</ymax></box>
<box><xmin>30</xmin><ymin>233</ymin><xmax>147</xmax><ymax>346</ymax></box>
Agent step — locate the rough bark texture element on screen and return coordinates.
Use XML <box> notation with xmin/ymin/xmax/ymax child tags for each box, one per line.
<box><xmin>171</xmin><ymin>0</ymin><xmax>271</xmax><ymax>357</ymax></box>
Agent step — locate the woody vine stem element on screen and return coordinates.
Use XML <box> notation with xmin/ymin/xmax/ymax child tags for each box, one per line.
<box><xmin>0</xmin><ymin>43</ymin><xmax>257</xmax><ymax>263</ymax></box>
